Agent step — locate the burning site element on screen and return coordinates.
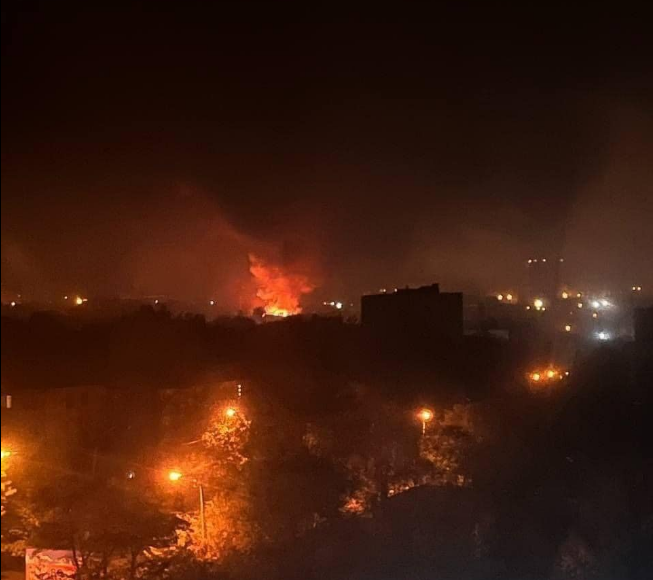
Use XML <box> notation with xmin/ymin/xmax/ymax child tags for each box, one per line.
<box><xmin>248</xmin><ymin>253</ymin><xmax>316</xmax><ymax>318</ymax></box>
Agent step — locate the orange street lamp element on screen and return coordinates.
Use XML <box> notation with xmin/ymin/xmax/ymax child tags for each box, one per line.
<box><xmin>531</xmin><ymin>372</ymin><xmax>541</xmax><ymax>382</ymax></box>
<box><xmin>418</xmin><ymin>408</ymin><xmax>434</xmax><ymax>436</ymax></box>
<box><xmin>225</xmin><ymin>407</ymin><xmax>238</xmax><ymax>419</ymax></box>
<box><xmin>168</xmin><ymin>470</ymin><xmax>183</xmax><ymax>482</ymax></box>
<box><xmin>168</xmin><ymin>470</ymin><xmax>207</xmax><ymax>541</ymax></box>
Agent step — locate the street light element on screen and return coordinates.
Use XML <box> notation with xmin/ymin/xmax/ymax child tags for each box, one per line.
<box><xmin>225</xmin><ymin>407</ymin><xmax>237</xmax><ymax>419</ymax></box>
<box><xmin>1</xmin><ymin>449</ymin><xmax>11</xmax><ymax>461</ymax></box>
<box><xmin>168</xmin><ymin>470</ymin><xmax>183</xmax><ymax>482</ymax></box>
<box><xmin>418</xmin><ymin>408</ymin><xmax>434</xmax><ymax>436</ymax></box>
<box><xmin>168</xmin><ymin>470</ymin><xmax>207</xmax><ymax>541</ymax></box>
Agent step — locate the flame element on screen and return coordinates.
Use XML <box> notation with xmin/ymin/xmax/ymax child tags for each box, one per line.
<box><xmin>248</xmin><ymin>254</ymin><xmax>315</xmax><ymax>317</ymax></box>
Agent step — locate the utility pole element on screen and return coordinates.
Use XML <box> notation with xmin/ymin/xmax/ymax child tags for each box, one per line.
<box><xmin>199</xmin><ymin>483</ymin><xmax>207</xmax><ymax>541</ymax></box>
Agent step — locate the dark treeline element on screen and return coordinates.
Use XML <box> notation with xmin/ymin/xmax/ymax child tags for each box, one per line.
<box><xmin>2</xmin><ymin>306</ymin><xmax>515</xmax><ymax>404</ymax></box>
<box><xmin>2</xmin><ymin>307</ymin><xmax>652</xmax><ymax>579</ymax></box>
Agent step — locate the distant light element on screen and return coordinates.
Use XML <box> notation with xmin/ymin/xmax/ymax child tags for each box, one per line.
<box><xmin>565</xmin><ymin>325</ymin><xmax>572</xmax><ymax>332</ymax></box>
<box><xmin>75</xmin><ymin>296</ymin><xmax>84</xmax><ymax>306</ymax></box>
<box><xmin>591</xmin><ymin>300</ymin><xmax>601</xmax><ymax>309</ymax></box>
<box><xmin>533</xmin><ymin>259</ymin><xmax>538</xmax><ymax>263</ymax></box>
<box><xmin>225</xmin><ymin>407</ymin><xmax>237</xmax><ymax>419</ymax></box>
<box><xmin>1</xmin><ymin>449</ymin><xmax>11</xmax><ymax>460</ymax></box>
<box><xmin>127</xmin><ymin>470</ymin><xmax>136</xmax><ymax>480</ymax></box>
<box><xmin>10</xmin><ymin>301</ymin><xmax>16</xmax><ymax>308</ymax></box>
<box><xmin>526</xmin><ymin>306</ymin><xmax>531</xmax><ymax>310</ymax></box>
<box><xmin>592</xmin><ymin>312</ymin><xmax>599</xmax><ymax>319</ymax></box>
<box><xmin>209</xmin><ymin>300</ymin><xmax>215</xmax><ymax>306</ymax></box>
<box><xmin>601</xmin><ymin>299</ymin><xmax>610</xmax><ymax>307</ymax></box>
<box><xmin>168</xmin><ymin>470</ymin><xmax>183</xmax><ymax>482</ymax></box>
<box><xmin>506</xmin><ymin>294</ymin><xmax>513</xmax><ymax>301</ymax></box>
<box><xmin>565</xmin><ymin>371</ymin><xmax>570</xmax><ymax>376</ymax></box>
<box><xmin>546</xmin><ymin>370</ymin><xmax>556</xmax><ymax>379</ymax></box>
<box><xmin>577</xmin><ymin>293</ymin><xmax>582</xmax><ymax>298</ymax></box>
<box><xmin>527</xmin><ymin>259</ymin><xmax>533</xmax><ymax>264</ymax></box>
<box><xmin>561</xmin><ymin>291</ymin><xmax>569</xmax><ymax>299</ymax></box>
<box><xmin>577</xmin><ymin>302</ymin><xmax>584</xmax><ymax>309</ymax></box>
<box><xmin>542</xmin><ymin>258</ymin><xmax>547</xmax><ymax>263</ymax></box>
<box><xmin>597</xmin><ymin>331</ymin><xmax>610</xmax><ymax>341</ymax></box>
<box><xmin>533</xmin><ymin>298</ymin><xmax>544</xmax><ymax>310</ymax></box>
<box><xmin>497</xmin><ymin>294</ymin><xmax>504</xmax><ymax>301</ymax></box>
<box><xmin>541</xmin><ymin>307</ymin><xmax>547</xmax><ymax>311</ymax></box>
<box><xmin>155</xmin><ymin>299</ymin><xmax>159</xmax><ymax>305</ymax></box>
<box><xmin>335</xmin><ymin>302</ymin><xmax>343</xmax><ymax>310</ymax></box>
<box><xmin>531</xmin><ymin>372</ymin><xmax>541</xmax><ymax>382</ymax></box>
<box><xmin>559</xmin><ymin>258</ymin><xmax>564</xmax><ymax>263</ymax></box>
<box><xmin>64</xmin><ymin>295</ymin><xmax>69</xmax><ymax>300</ymax></box>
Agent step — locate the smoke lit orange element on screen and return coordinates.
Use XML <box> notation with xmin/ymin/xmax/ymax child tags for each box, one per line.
<box><xmin>248</xmin><ymin>254</ymin><xmax>315</xmax><ymax>317</ymax></box>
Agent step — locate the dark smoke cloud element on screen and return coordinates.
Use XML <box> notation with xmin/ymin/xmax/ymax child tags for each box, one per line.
<box><xmin>2</xmin><ymin>7</ymin><xmax>652</xmax><ymax>305</ymax></box>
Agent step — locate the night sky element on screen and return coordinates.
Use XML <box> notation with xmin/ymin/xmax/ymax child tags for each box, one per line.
<box><xmin>2</xmin><ymin>3</ymin><xmax>652</xmax><ymax>307</ymax></box>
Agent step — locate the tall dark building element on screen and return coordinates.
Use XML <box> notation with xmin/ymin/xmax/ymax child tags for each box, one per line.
<box><xmin>361</xmin><ymin>284</ymin><xmax>463</xmax><ymax>342</ymax></box>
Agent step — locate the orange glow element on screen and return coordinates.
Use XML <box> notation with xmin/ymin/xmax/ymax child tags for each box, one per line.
<box><xmin>168</xmin><ymin>470</ymin><xmax>183</xmax><ymax>482</ymax></box>
<box><xmin>506</xmin><ymin>293</ymin><xmax>513</xmax><ymax>301</ymax></box>
<box><xmin>418</xmin><ymin>409</ymin><xmax>434</xmax><ymax>423</ymax></box>
<box><xmin>565</xmin><ymin>324</ymin><xmax>572</xmax><ymax>332</ymax></box>
<box><xmin>225</xmin><ymin>407</ymin><xmax>237</xmax><ymax>419</ymax></box>
<box><xmin>561</xmin><ymin>291</ymin><xmax>569</xmax><ymax>299</ymax></box>
<box><xmin>75</xmin><ymin>296</ymin><xmax>84</xmax><ymax>306</ymax></box>
<box><xmin>249</xmin><ymin>254</ymin><xmax>315</xmax><ymax>317</ymax></box>
<box><xmin>533</xmin><ymin>298</ymin><xmax>544</xmax><ymax>310</ymax></box>
<box><xmin>1</xmin><ymin>449</ymin><xmax>11</xmax><ymax>460</ymax></box>
<box><xmin>529</xmin><ymin>367</ymin><xmax>568</xmax><ymax>388</ymax></box>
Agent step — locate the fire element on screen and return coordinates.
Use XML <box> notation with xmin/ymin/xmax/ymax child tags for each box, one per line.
<box><xmin>248</xmin><ymin>254</ymin><xmax>315</xmax><ymax>317</ymax></box>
